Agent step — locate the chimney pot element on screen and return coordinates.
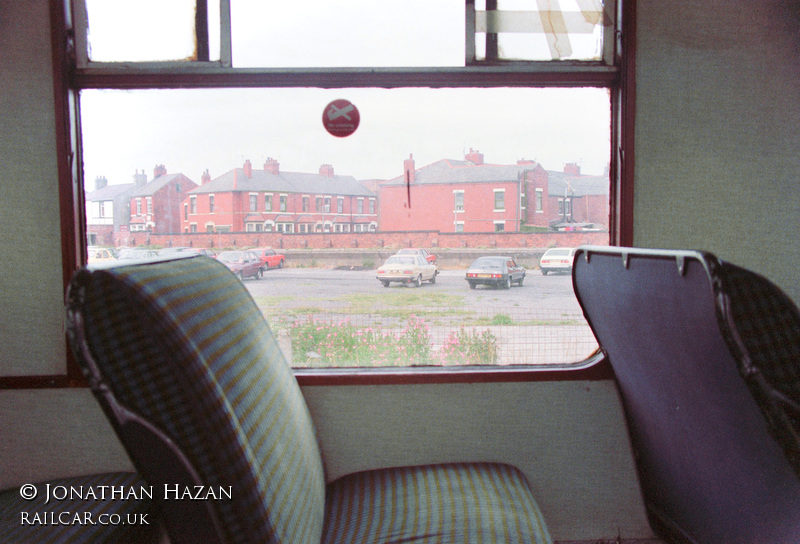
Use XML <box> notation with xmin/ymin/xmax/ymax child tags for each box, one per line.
<box><xmin>154</xmin><ymin>164</ymin><xmax>167</xmax><ymax>178</ymax></box>
<box><xmin>95</xmin><ymin>176</ymin><xmax>108</xmax><ymax>191</ymax></box>
<box><xmin>201</xmin><ymin>169</ymin><xmax>211</xmax><ymax>184</ymax></box>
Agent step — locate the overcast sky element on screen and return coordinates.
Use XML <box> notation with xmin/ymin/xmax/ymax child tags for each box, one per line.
<box><xmin>81</xmin><ymin>87</ymin><xmax>610</xmax><ymax>187</ymax></box>
<box><xmin>80</xmin><ymin>0</ymin><xmax>610</xmax><ymax>187</ymax></box>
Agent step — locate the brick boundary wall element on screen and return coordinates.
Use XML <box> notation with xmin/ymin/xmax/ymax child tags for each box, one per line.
<box><xmin>124</xmin><ymin>230</ymin><xmax>608</xmax><ymax>252</ymax></box>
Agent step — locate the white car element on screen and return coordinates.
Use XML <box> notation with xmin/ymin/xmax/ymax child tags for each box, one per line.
<box><xmin>539</xmin><ymin>247</ymin><xmax>577</xmax><ymax>275</ymax></box>
<box><xmin>377</xmin><ymin>254</ymin><xmax>438</xmax><ymax>287</ymax></box>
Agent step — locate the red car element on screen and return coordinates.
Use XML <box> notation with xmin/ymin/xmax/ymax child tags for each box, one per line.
<box><xmin>254</xmin><ymin>247</ymin><xmax>286</xmax><ymax>269</ymax></box>
<box><xmin>395</xmin><ymin>248</ymin><xmax>437</xmax><ymax>264</ymax></box>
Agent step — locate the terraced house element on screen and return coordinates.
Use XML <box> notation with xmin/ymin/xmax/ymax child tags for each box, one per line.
<box><xmin>184</xmin><ymin>159</ymin><xmax>377</xmax><ymax>234</ymax></box>
<box><xmin>379</xmin><ymin>151</ymin><xmax>608</xmax><ymax>233</ymax></box>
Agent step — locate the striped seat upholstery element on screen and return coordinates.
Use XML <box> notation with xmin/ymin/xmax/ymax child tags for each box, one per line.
<box><xmin>323</xmin><ymin>463</ymin><xmax>551</xmax><ymax>544</ymax></box>
<box><xmin>0</xmin><ymin>472</ymin><xmax>157</xmax><ymax>544</ymax></box>
<box><xmin>68</xmin><ymin>255</ymin><xmax>552</xmax><ymax>544</ymax></box>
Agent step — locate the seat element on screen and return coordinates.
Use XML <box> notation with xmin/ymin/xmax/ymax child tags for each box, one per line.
<box><xmin>66</xmin><ymin>255</ymin><xmax>551</xmax><ymax>544</ymax></box>
<box><xmin>572</xmin><ymin>246</ymin><xmax>800</xmax><ymax>544</ymax></box>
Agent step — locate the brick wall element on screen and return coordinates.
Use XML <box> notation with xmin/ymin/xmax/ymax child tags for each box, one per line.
<box><xmin>121</xmin><ymin>229</ymin><xmax>608</xmax><ymax>251</ymax></box>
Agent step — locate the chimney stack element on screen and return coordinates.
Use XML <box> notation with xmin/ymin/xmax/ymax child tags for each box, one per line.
<box><xmin>319</xmin><ymin>164</ymin><xmax>334</xmax><ymax>177</ymax></box>
<box><xmin>465</xmin><ymin>148</ymin><xmax>484</xmax><ymax>165</ymax></box>
<box><xmin>564</xmin><ymin>163</ymin><xmax>581</xmax><ymax>176</ymax></box>
<box><xmin>133</xmin><ymin>169</ymin><xmax>148</xmax><ymax>187</ymax></box>
<box><xmin>243</xmin><ymin>159</ymin><xmax>253</xmax><ymax>179</ymax></box>
<box><xmin>201</xmin><ymin>169</ymin><xmax>211</xmax><ymax>184</ymax></box>
<box><xmin>154</xmin><ymin>164</ymin><xmax>167</xmax><ymax>178</ymax></box>
<box><xmin>95</xmin><ymin>176</ymin><xmax>108</xmax><ymax>191</ymax></box>
<box><xmin>403</xmin><ymin>154</ymin><xmax>415</xmax><ymax>184</ymax></box>
<box><xmin>264</xmin><ymin>157</ymin><xmax>279</xmax><ymax>175</ymax></box>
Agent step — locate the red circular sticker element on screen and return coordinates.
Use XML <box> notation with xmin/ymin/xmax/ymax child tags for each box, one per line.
<box><xmin>322</xmin><ymin>99</ymin><xmax>360</xmax><ymax>137</ymax></box>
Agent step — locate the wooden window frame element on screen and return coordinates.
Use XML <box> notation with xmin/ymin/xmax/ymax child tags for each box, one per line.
<box><xmin>0</xmin><ymin>0</ymin><xmax>635</xmax><ymax>389</ymax></box>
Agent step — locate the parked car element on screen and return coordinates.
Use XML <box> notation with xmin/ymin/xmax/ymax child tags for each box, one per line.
<box><xmin>465</xmin><ymin>256</ymin><xmax>526</xmax><ymax>289</ymax></box>
<box><xmin>181</xmin><ymin>248</ymin><xmax>217</xmax><ymax>258</ymax></box>
<box><xmin>87</xmin><ymin>246</ymin><xmax>116</xmax><ymax>263</ymax></box>
<box><xmin>253</xmin><ymin>247</ymin><xmax>286</xmax><ymax>269</ymax></box>
<box><xmin>539</xmin><ymin>247</ymin><xmax>577</xmax><ymax>275</ymax></box>
<box><xmin>218</xmin><ymin>250</ymin><xmax>264</xmax><ymax>280</ymax></box>
<box><xmin>395</xmin><ymin>248</ymin><xmax>437</xmax><ymax>264</ymax></box>
<box><xmin>116</xmin><ymin>248</ymin><xmax>159</xmax><ymax>260</ymax></box>
<box><xmin>377</xmin><ymin>254</ymin><xmax>438</xmax><ymax>287</ymax></box>
<box><xmin>157</xmin><ymin>246</ymin><xmax>192</xmax><ymax>256</ymax></box>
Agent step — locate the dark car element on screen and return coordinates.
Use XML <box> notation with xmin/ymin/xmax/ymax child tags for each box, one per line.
<box><xmin>465</xmin><ymin>256</ymin><xmax>526</xmax><ymax>289</ymax></box>
<box><xmin>217</xmin><ymin>250</ymin><xmax>264</xmax><ymax>280</ymax></box>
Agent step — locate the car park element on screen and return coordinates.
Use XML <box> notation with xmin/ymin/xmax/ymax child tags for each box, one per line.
<box><xmin>539</xmin><ymin>247</ymin><xmax>577</xmax><ymax>275</ymax></box>
<box><xmin>465</xmin><ymin>256</ymin><xmax>526</xmax><ymax>289</ymax></box>
<box><xmin>217</xmin><ymin>250</ymin><xmax>264</xmax><ymax>280</ymax></box>
<box><xmin>395</xmin><ymin>248</ymin><xmax>437</xmax><ymax>264</ymax></box>
<box><xmin>116</xmin><ymin>248</ymin><xmax>159</xmax><ymax>260</ymax></box>
<box><xmin>181</xmin><ymin>248</ymin><xmax>217</xmax><ymax>258</ymax></box>
<box><xmin>376</xmin><ymin>254</ymin><xmax>438</xmax><ymax>287</ymax></box>
<box><xmin>253</xmin><ymin>247</ymin><xmax>286</xmax><ymax>269</ymax></box>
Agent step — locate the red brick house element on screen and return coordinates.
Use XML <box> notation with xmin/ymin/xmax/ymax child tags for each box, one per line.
<box><xmin>129</xmin><ymin>165</ymin><xmax>197</xmax><ymax>234</ymax></box>
<box><xmin>183</xmin><ymin>159</ymin><xmax>377</xmax><ymax>234</ymax></box>
<box><xmin>379</xmin><ymin>151</ymin><xmax>608</xmax><ymax>233</ymax></box>
<box><xmin>526</xmin><ymin>163</ymin><xmax>610</xmax><ymax>230</ymax></box>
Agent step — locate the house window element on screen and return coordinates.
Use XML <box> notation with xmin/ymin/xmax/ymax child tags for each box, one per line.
<box><xmin>454</xmin><ymin>190</ymin><xmax>464</xmax><ymax>212</ymax></box>
<box><xmin>135</xmin><ymin>198</ymin><xmax>142</xmax><ymax>215</ymax></box>
<box><xmin>494</xmin><ymin>221</ymin><xmax>505</xmax><ymax>232</ymax></box>
<box><xmin>265</xmin><ymin>194</ymin><xmax>272</xmax><ymax>211</ymax></box>
<box><xmin>190</xmin><ymin>196</ymin><xmax>196</xmax><ymax>214</ymax></box>
<box><xmin>493</xmin><ymin>190</ymin><xmax>504</xmax><ymax>211</ymax></box>
<box><xmin>249</xmin><ymin>194</ymin><xmax>258</xmax><ymax>212</ymax></box>
<box><xmin>535</xmin><ymin>189</ymin><xmax>543</xmax><ymax>213</ymax></box>
<box><xmin>72</xmin><ymin>1</ymin><xmax>622</xmax><ymax>372</ymax></box>
<box><xmin>337</xmin><ymin>197</ymin><xmax>344</xmax><ymax>214</ymax></box>
<box><xmin>184</xmin><ymin>203</ymin><xmax>188</xmax><ymax>220</ymax></box>
<box><xmin>209</xmin><ymin>195</ymin><xmax>215</xmax><ymax>213</ymax></box>
<box><xmin>280</xmin><ymin>194</ymin><xmax>287</xmax><ymax>212</ymax></box>
<box><xmin>189</xmin><ymin>224</ymin><xmax>197</xmax><ymax>233</ymax></box>
<box><xmin>146</xmin><ymin>197</ymin><xmax>153</xmax><ymax>215</ymax></box>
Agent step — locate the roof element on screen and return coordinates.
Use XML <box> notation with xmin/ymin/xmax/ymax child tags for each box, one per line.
<box><xmin>382</xmin><ymin>159</ymin><xmax>537</xmax><ymax>186</ymax></box>
<box><xmin>189</xmin><ymin>168</ymin><xmax>375</xmax><ymax>197</ymax></box>
<box><xmin>547</xmin><ymin>171</ymin><xmax>608</xmax><ymax>197</ymax></box>
<box><xmin>130</xmin><ymin>173</ymin><xmax>191</xmax><ymax>197</ymax></box>
<box><xmin>85</xmin><ymin>183</ymin><xmax>135</xmax><ymax>202</ymax></box>
<box><xmin>382</xmin><ymin>157</ymin><xmax>607</xmax><ymax>197</ymax></box>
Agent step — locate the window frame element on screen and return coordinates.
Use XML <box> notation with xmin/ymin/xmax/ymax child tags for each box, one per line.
<box><xmin>19</xmin><ymin>0</ymin><xmax>636</xmax><ymax>389</ymax></box>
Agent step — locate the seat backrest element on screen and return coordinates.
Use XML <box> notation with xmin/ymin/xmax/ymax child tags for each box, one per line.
<box><xmin>66</xmin><ymin>255</ymin><xmax>326</xmax><ymax>544</ymax></box>
<box><xmin>572</xmin><ymin>246</ymin><xmax>800</xmax><ymax>544</ymax></box>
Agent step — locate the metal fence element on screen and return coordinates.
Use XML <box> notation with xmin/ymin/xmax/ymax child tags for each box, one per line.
<box><xmin>267</xmin><ymin>305</ymin><xmax>598</xmax><ymax>367</ymax></box>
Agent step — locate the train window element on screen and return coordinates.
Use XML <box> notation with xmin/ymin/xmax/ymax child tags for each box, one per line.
<box><xmin>72</xmin><ymin>0</ymin><xmax>622</xmax><ymax>372</ymax></box>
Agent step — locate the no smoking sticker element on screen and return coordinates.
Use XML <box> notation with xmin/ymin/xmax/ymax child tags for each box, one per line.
<box><xmin>322</xmin><ymin>99</ymin><xmax>360</xmax><ymax>137</ymax></box>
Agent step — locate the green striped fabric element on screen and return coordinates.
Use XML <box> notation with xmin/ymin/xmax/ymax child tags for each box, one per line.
<box><xmin>0</xmin><ymin>472</ymin><xmax>156</xmax><ymax>544</ymax></box>
<box><xmin>322</xmin><ymin>463</ymin><xmax>552</xmax><ymax>544</ymax></box>
<box><xmin>72</xmin><ymin>256</ymin><xmax>325</xmax><ymax>544</ymax></box>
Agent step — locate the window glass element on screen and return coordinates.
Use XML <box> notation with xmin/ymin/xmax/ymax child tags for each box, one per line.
<box><xmin>81</xmin><ymin>86</ymin><xmax>609</xmax><ymax>368</ymax></box>
<box><xmin>85</xmin><ymin>0</ymin><xmax>198</xmax><ymax>62</ymax></box>
<box><xmin>230</xmin><ymin>1</ymin><xmax>463</xmax><ymax>68</ymax></box>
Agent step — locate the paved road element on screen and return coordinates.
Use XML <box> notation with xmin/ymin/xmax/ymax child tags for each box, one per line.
<box><xmin>243</xmin><ymin>267</ymin><xmax>597</xmax><ymax>365</ymax></box>
<box><xmin>243</xmin><ymin>267</ymin><xmax>581</xmax><ymax>313</ymax></box>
